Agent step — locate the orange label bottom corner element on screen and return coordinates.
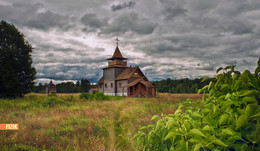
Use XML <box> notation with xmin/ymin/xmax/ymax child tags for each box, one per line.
<box><xmin>0</xmin><ymin>124</ymin><xmax>19</xmax><ymax>130</ymax></box>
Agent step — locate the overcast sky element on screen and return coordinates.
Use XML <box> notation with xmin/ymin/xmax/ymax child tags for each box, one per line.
<box><xmin>1</xmin><ymin>0</ymin><xmax>260</xmax><ymax>84</ymax></box>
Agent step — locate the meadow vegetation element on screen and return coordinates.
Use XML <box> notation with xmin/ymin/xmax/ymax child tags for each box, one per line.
<box><xmin>135</xmin><ymin>60</ymin><xmax>260</xmax><ymax>150</ymax></box>
<box><xmin>0</xmin><ymin>93</ymin><xmax>201</xmax><ymax>151</ymax></box>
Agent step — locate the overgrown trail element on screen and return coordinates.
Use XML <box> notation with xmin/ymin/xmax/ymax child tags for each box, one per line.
<box><xmin>108</xmin><ymin>119</ymin><xmax>116</xmax><ymax>151</ymax></box>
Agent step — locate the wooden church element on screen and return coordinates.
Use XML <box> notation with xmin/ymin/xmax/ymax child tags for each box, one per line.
<box><xmin>46</xmin><ymin>80</ymin><xmax>56</xmax><ymax>94</ymax></box>
<box><xmin>97</xmin><ymin>42</ymin><xmax>156</xmax><ymax>97</ymax></box>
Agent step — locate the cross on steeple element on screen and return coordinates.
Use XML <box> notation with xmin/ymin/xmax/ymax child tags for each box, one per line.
<box><xmin>115</xmin><ymin>38</ymin><xmax>120</xmax><ymax>47</ymax></box>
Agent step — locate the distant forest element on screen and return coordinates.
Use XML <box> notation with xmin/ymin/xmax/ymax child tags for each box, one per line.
<box><xmin>154</xmin><ymin>78</ymin><xmax>214</xmax><ymax>93</ymax></box>
<box><xmin>32</xmin><ymin>79</ymin><xmax>97</xmax><ymax>93</ymax></box>
<box><xmin>32</xmin><ymin>78</ymin><xmax>213</xmax><ymax>94</ymax></box>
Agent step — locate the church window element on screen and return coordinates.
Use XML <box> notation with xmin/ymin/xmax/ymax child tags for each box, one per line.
<box><xmin>105</xmin><ymin>84</ymin><xmax>107</xmax><ymax>88</ymax></box>
<box><xmin>119</xmin><ymin>83</ymin><xmax>122</xmax><ymax>88</ymax></box>
<box><xmin>111</xmin><ymin>83</ymin><xmax>113</xmax><ymax>87</ymax></box>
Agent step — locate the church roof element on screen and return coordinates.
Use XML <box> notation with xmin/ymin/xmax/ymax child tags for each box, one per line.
<box><xmin>107</xmin><ymin>47</ymin><xmax>127</xmax><ymax>60</ymax></box>
<box><xmin>140</xmin><ymin>80</ymin><xmax>157</xmax><ymax>88</ymax></box>
<box><xmin>123</xmin><ymin>78</ymin><xmax>156</xmax><ymax>88</ymax></box>
<box><xmin>123</xmin><ymin>78</ymin><xmax>142</xmax><ymax>87</ymax></box>
<box><xmin>115</xmin><ymin>67</ymin><xmax>139</xmax><ymax>80</ymax></box>
<box><xmin>97</xmin><ymin>76</ymin><xmax>104</xmax><ymax>84</ymax></box>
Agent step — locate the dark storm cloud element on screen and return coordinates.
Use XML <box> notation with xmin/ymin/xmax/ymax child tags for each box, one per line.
<box><xmin>111</xmin><ymin>1</ymin><xmax>136</xmax><ymax>11</ymax></box>
<box><xmin>0</xmin><ymin>1</ymin><xmax>70</xmax><ymax>30</ymax></box>
<box><xmin>101</xmin><ymin>12</ymin><xmax>157</xmax><ymax>35</ymax></box>
<box><xmin>1</xmin><ymin>0</ymin><xmax>259</xmax><ymax>83</ymax></box>
<box><xmin>80</xmin><ymin>13</ymin><xmax>108</xmax><ymax>28</ymax></box>
<box><xmin>159</xmin><ymin>0</ymin><xmax>187</xmax><ymax>20</ymax></box>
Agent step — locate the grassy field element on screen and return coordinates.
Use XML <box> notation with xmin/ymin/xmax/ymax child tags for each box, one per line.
<box><xmin>0</xmin><ymin>93</ymin><xmax>202</xmax><ymax>151</ymax></box>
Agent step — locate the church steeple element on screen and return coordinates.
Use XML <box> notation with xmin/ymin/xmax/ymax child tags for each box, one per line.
<box><xmin>107</xmin><ymin>46</ymin><xmax>127</xmax><ymax>60</ymax></box>
<box><xmin>107</xmin><ymin>38</ymin><xmax>127</xmax><ymax>67</ymax></box>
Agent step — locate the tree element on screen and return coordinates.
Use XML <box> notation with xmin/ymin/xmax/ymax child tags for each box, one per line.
<box><xmin>81</xmin><ymin>79</ymin><xmax>90</xmax><ymax>92</ymax></box>
<box><xmin>0</xmin><ymin>20</ymin><xmax>36</xmax><ymax>98</ymax></box>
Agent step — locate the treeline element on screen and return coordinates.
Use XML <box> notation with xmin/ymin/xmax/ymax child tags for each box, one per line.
<box><xmin>154</xmin><ymin>78</ymin><xmax>214</xmax><ymax>93</ymax></box>
<box><xmin>32</xmin><ymin>79</ymin><xmax>97</xmax><ymax>93</ymax></box>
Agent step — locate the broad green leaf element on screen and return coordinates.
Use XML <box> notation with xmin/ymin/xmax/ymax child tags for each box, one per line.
<box><xmin>215</xmin><ymin>78</ymin><xmax>222</xmax><ymax>89</ymax></box>
<box><xmin>166</xmin><ymin>120</ymin><xmax>176</xmax><ymax>129</ymax></box>
<box><xmin>155</xmin><ymin>120</ymin><xmax>163</xmax><ymax>131</ymax></box>
<box><xmin>242</xmin><ymin>97</ymin><xmax>257</xmax><ymax>103</ymax></box>
<box><xmin>220</xmin><ymin>84</ymin><xmax>230</xmax><ymax>91</ymax></box>
<box><xmin>213</xmin><ymin>104</ymin><xmax>216</xmax><ymax>114</ymax></box>
<box><xmin>233</xmin><ymin>80</ymin><xmax>241</xmax><ymax>91</ymax></box>
<box><xmin>255</xmin><ymin>66</ymin><xmax>260</xmax><ymax>77</ymax></box>
<box><xmin>222</xmin><ymin>128</ymin><xmax>234</xmax><ymax>135</ymax></box>
<box><xmin>218</xmin><ymin>114</ymin><xmax>229</xmax><ymax>125</ymax></box>
<box><xmin>192</xmin><ymin>112</ymin><xmax>202</xmax><ymax>118</ymax></box>
<box><xmin>189</xmin><ymin>138</ymin><xmax>200</xmax><ymax>144</ymax></box>
<box><xmin>203</xmin><ymin>94</ymin><xmax>206</xmax><ymax>103</ymax></box>
<box><xmin>208</xmin><ymin>81</ymin><xmax>213</xmax><ymax>90</ymax></box>
<box><xmin>202</xmin><ymin>85</ymin><xmax>209</xmax><ymax>91</ymax></box>
<box><xmin>241</xmin><ymin>143</ymin><xmax>249</xmax><ymax>151</ymax></box>
<box><xmin>224</xmin><ymin>65</ymin><xmax>234</xmax><ymax>71</ymax></box>
<box><xmin>251</xmin><ymin>111</ymin><xmax>260</xmax><ymax>118</ymax></box>
<box><xmin>141</xmin><ymin>126</ymin><xmax>147</xmax><ymax>130</ymax></box>
<box><xmin>151</xmin><ymin>115</ymin><xmax>159</xmax><ymax>121</ymax></box>
<box><xmin>216</xmin><ymin>67</ymin><xmax>223</xmax><ymax>73</ymax></box>
<box><xmin>190</xmin><ymin>129</ymin><xmax>205</xmax><ymax>137</ymax></box>
<box><xmin>211</xmin><ymin>139</ymin><xmax>228</xmax><ymax>147</ymax></box>
<box><xmin>164</xmin><ymin>132</ymin><xmax>175</xmax><ymax>140</ymax></box>
<box><xmin>133</xmin><ymin>133</ymin><xmax>140</xmax><ymax>139</ymax></box>
<box><xmin>193</xmin><ymin>143</ymin><xmax>203</xmax><ymax>151</ymax></box>
<box><xmin>245</xmin><ymin>104</ymin><xmax>258</xmax><ymax>119</ymax></box>
<box><xmin>240</xmin><ymin>90</ymin><xmax>258</xmax><ymax>97</ymax></box>
<box><xmin>202</xmin><ymin>125</ymin><xmax>212</xmax><ymax>131</ymax></box>
<box><xmin>236</xmin><ymin>115</ymin><xmax>246</xmax><ymax>130</ymax></box>
<box><xmin>201</xmin><ymin>108</ymin><xmax>211</xmax><ymax>115</ymax></box>
<box><xmin>197</xmin><ymin>89</ymin><xmax>203</xmax><ymax>94</ymax></box>
<box><xmin>225</xmin><ymin>93</ymin><xmax>231</xmax><ymax>99</ymax></box>
<box><xmin>184</xmin><ymin>121</ymin><xmax>191</xmax><ymax>131</ymax></box>
<box><xmin>175</xmin><ymin>109</ymin><xmax>182</xmax><ymax>114</ymax></box>
<box><xmin>209</xmin><ymin>89</ymin><xmax>214</xmax><ymax>96</ymax></box>
<box><xmin>148</xmin><ymin>131</ymin><xmax>152</xmax><ymax>143</ymax></box>
<box><xmin>227</xmin><ymin>133</ymin><xmax>242</xmax><ymax>142</ymax></box>
<box><xmin>201</xmin><ymin>77</ymin><xmax>210</xmax><ymax>82</ymax></box>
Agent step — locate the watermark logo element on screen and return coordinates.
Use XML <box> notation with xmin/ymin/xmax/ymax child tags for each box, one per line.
<box><xmin>0</xmin><ymin>124</ymin><xmax>19</xmax><ymax>130</ymax></box>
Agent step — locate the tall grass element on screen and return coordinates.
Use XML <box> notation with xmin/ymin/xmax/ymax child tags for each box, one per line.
<box><xmin>0</xmin><ymin>93</ymin><xmax>201</xmax><ymax>151</ymax></box>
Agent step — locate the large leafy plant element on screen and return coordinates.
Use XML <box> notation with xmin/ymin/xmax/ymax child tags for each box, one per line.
<box><xmin>134</xmin><ymin>59</ymin><xmax>260</xmax><ymax>151</ymax></box>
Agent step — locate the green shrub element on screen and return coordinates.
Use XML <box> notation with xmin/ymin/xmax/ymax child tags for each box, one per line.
<box><xmin>135</xmin><ymin>59</ymin><xmax>260</xmax><ymax>150</ymax></box>
<box><xmin>94</xmin><ymin>92</ymin><xmax>107</xmax><ymax>100</ymax></box>
<box><xmin>79</xmin><ymin>92</ymin><xmax>88</xmax><ymax>99</ymax></box>
<box><xmin>79</xmin><ymin>92</ymin><xmax>94</xmax><ymax>100</ymax></box>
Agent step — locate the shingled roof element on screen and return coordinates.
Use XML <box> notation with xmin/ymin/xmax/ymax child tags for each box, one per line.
<box><xmin>123</xmin><ymin>78</ymin><xmax>142</xmax><ymax>87</ymax></box>
<box><xmin>140</xmin><ymin>80</ymin><xmax>157</xmax><ymax>88</ymax></box>
<box><xmin>115</xmin><ymin>67</ymin><xmax>139</xmax><ymax>80</ymax></box>
<box><xmin>123</xmin><ymin>78</ymin><xmax>156</xmax><ymax>88</ymax></box>
<box><xmin>107</xmin><ymin>47</ymin><xmax>127</xmax><ymax>60</ymax></box>
<box><xmin>97</xmin><ymin>76</ymin><xmax>104</xmax><ymax>84</ymax></box>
